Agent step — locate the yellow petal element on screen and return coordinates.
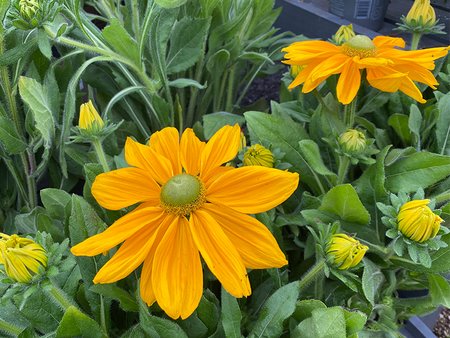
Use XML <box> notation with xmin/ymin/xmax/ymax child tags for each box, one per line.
<box><xmin>200</xmin><ymin>125</ymin><xmax>241</xmax><ymax>182</ymax></box>
<box><xmin>149</xmin><ymin>127</ymin><xmax>182</xmax><ymax>175</ymax></box>
<box><xmin>92</xmin><ymin>167</ymin><xmax>160</xmax><ymax>210</ymax></box>
<box><xmin>373</xmin><ymin>36</ymin><xmax>405</xmax><ymax>49</ymax></box>
<box><xmin>190</xmin><ymin>210</ymin><xmax>251</xmax><ymax>297</ymax></box>
<box><xmin>125</xmin><ymin>137</ymin><xmax>173</xmax><ymax>185</ymax></box>
<box><xmin>336</xmin><ymin>59</ymin><xmax>361</xmax><ymax>104</ymax></box>
<box><xmin>180</xmin><ymin>128</ymin><xmax>205</xmax><ymax>176</ymax></box>
<box><xmin>71</xmin><ymin>207</ymin><xmax>165</xmax><ymax>256</ymax></box>
<box><xmin>152</xmin><ymin>216</ymin><xmax>203</xmax><ymax>319</ymax></box>
<box><xmin>206</xmin><ymin>166</ymin><xmax>299</xmax><ymax>214</ymax></box>
<box><xmin>399</xmin><ymin>77</ymin><xmax>426</xmax><ymax>103</ymax></box>
<box><xmin>202</xmin><ymin>203</ymin><xmax>287</xmax><ymax>269</ymax></box>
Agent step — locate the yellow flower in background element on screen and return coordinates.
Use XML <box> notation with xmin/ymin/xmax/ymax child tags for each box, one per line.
<box><xmin>406</xmin><ymin>0</ymin><xmax>436</xmax><ymax>26</ymax></box>
<box><xmin>327</xmin><ymin>234</ymin><xmax>368</xmax><ymax>270</ymax></box>
<box><xmin>0</xmin><ymin>233</ymin><xmax>47</xmax><ymax>283</ymax></box>
<box><xmin>339</xmin><ymin>129</ymin><xmax>367</xmax><ymax>153</ymax></box>
<box><xmin>333</xmin><ymin>24</ymin><xmax>355</xmax><ymax>45</ymax></box>
<box><xmin>397</xmin><ymin>199</ymin><xmax>443</xmax><ymax>242</ymax></box>
<box><xmin>243</xmin><ymin>144</ymin><xmax>274</xmax><ymax>168</ymax></box>
<box><xmin>79</xmin><ymin>100</ymin><xmax>104</xmax><ymax>131</ymax></box>
<box><xmin>282</xmin><ymin>35</ymin><xmax>449</xmax><ymax>104</ymax></box>
<box><xmin>71</xmin><ymin>125</ymin><xmax>299</xmax><ymax>319</ymax></box>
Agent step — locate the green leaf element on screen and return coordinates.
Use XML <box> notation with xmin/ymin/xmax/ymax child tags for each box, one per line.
<box><xmin>203</xmin><ymin>112</ymin><xmax>245</xmax><ymax>139</ymax></box>
<box><xmin>238</xmin><ymin>52</ymin><xmax>274</xmax><ymax>64</ymax></box>
<box><xmin>408</xmin><ymin>104</ymin><xmax>422</xmax><ymax>141</ymax></box>
<box><xmin>154</xmin><ymin>0</ymin><xmax>187</xmax><ymax>8</ymax></box>
<box><xmin>436</xmin><ymin>92</ymin><xmax>450</xmax><ymax>155</ymax></box>
<box><xmin>18</xmin><ymin>76</ymin><xmax>55</xmax><ymax>149</ymax></box>
<box><xmin>166</xmin><ymin>17</ymin><xmax>210</xmax><ymax>74</ymax></box>
<box><xmin>0</xmin><ymin>37</ymin><xmax>38</xmax><ymax>66</ymax></box>
<box><xmin>248</xmin><ymin>281</ymin><xmax>299</xmax><ymax>338</ymax></box>
<box><xmin>206</xmin><ymin>49</ymin><xmax>230</xmax><ymax>74</ymax></box>
<box><xmin>428</xmin><ymin>274</ymin><xmax>450</xmax><ymax>307</ymax></box>
<box><xmin>38</xmin><ymin>28</ymin><xmax>52</xmax><ymax>60</ymax></box>
<box><xmin>343</xmin><ymin>309</ymin><xmax>367</xmax><ymax>336</ymax></box>
<box><xmin>319</xmin><ymin>184</ymin><xmax>370</xmax><ymax>225</ymax></box>
<box><xmin>292</xmin><ymin>307</ymin><xmax>347</xmax><ymax>338</ymax></box>
<box><xmin>385</xmin><ymin>150</ymin><xmax>450</xmax><ymax>193</ymax></box>
<box><xmin>298</xmin><ymin>140</ymin><xmax>337</xmax><ymax>178</ymax></box>
<box><xmin>55</xmin><ymin>306</ymin><xmax>103</xmax><ymax>338</ymax></box>
<box><xmin>40</xmin><ymin>188</ymin><xmax>71</xmax><ymax>220</ymax></box>
<box><xmin>102</xmin><ymin>19</ymin><xmax>140</xmax><ymax>66</ymax></box>
<box><xmin>361</xmin><ymin>259</ymin><xmax>384</xmax><ymax>305</ymax></box>
<box><xmin>0</xmin><ymin>116</ymin><xmax>27</xmax><ymax>154</ymax></box>
<box><xmin>168</xmin><ymin>78</ymin><xmax>206</xmax><ymax>89</ymax></box>
<box><xmin>90</xmin><ymin>284</ymin><xmax>138</xmax><ymax>312</ymax></box>
<box><xmin>388</xmin><ymin>114</ymin><xmax>411</xmax><ymax>144</ymax></box>
<box><xmin>221</xmin><ymin>288</ymin><xmax>242</xmax><ymax>338</ymax></box>
<box><xmin>292</xmin><ymin>299</ymin><xmax>326</xmax><ymax>322</ymax></box>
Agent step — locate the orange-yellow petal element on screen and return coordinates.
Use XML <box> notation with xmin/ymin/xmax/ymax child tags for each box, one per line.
<box><xmin>180</xmin><ymin>128</ymin><xmax>205</xmax><ymax>176</ymax></box>
<box><xmin>200</xmin><ymin>125</ymin><xmax>241</xmax><ymax>181</ymax></box>
<box><xmin>336</xmin><ymin>59</ymin><xmax>361</xmax><ymax>105</ymax></box>
<box><xmin>202</xmin><ymin>203</ymin><xmax>288</xmax><ymax>269</ymax></box>
<box><xmin>206</xmin><ymin>166</ymin><xmax>299</xmax><ymax>214</ymax></box>
<box><xmin>71</xmin><ymin>207</ymin><xmax>165</xmax><ymax>256</ymax></box>
<box><xmin>373</xmin><ymin>36</ymin><xmax>405</xmax><ymax>49</ymax></box>
<box><xmin>92</xmin><ymin>167</ymin><xmax>160</xmax><ymax>210</ymax></box>
<box><xmin>152</xmin><ymin>216</ymin><xmax>203</xmax><ymax>319</ymax></box>
<box><xmin>124</xmin><ymin>137</ymin><xmax>173</xmax><ymax>185</ymax></box>
<box><xmin>149</xmin><ymin>127</ymin><xmax>182</xmax><ymax>175</ymax></box>
<box><xmin>190</xmin><ymin>210</ymin><xmax>251</xmax><ymax>297</ymax></box>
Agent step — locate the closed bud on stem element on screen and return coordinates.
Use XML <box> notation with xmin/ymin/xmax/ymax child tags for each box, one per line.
<box><xmin>397</xmin><ymin>199</ymin><xmax>443</xmax><ymax>242</ymax></box>
<box><xmin>0</xmin><ymin>233</ymin><xmax>47</xmax><ymax>283</ymax></box>
<box><xmin>406</xmin><ymin>0</ymin><xmax>436</xmax><ymax>27</ymax></box>
<box><xmin>79</xmin><ymin>100</ymin><xmax>105</xmax><ymax>133</ymax></box>
<box><xmin>333</xmin><ymin>24</ymin><xmax>356</xmax><ymax>45</ymax></box>
<box><xmin>327</xmin><ymin>234</ymin><xmax>368</xmax><ymax>270</ymax></box>
<box><xmin>339</xmin><ymin>129</ymin><xmax>367</xmax><ymax>153</ymax></box>
<box><xmin>243</xmin><ymin>144</ymin><xmax>274</xmax><ymax>168</ymax></box>
<box><xmin>19</xmin><ymin>0</ymin><xmax>40</xmax><ymax>21</ymax></box>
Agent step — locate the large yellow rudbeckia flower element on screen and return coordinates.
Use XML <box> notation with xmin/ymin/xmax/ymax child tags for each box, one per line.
<box><xmin>282</xmin><ymin>35</ymin><xmax>449</xmax><ymax>104</ymax></box>
<box><xmin>71</xmin><ymin>125</ymin><xmax>299</xmax><ymax>319</ymax></box>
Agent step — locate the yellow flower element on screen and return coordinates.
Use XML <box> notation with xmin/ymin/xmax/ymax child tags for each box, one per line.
<box><xmin>0</xmin><ymin>233</ymin><xmax>47</xmax><ymax>283</ymax></box>
<box><xmin>71</xmin><ymin>125</ymin><xmax>299</xmax><ymax>319</ymax></box>
<box><xmin>327</xmin><ymin>234</ymin><xmax>368</xmax><ymax>270</ymax></box>
<box><xmin>397</xmin><ymin>199</ymin><xmax>443</xmax><ymax>242</ymax></box>
<box><xmin>243</xmin><ymin>144</ymin><xmax>274</xmax><ymax>168</ymax></box>
<box><xmin>282</xmin><ymin>35</ymin><xmax>449</xmax><ymax>104</ymax></box>
<box><xmin>79</xmin><ymin>100</ymin><xmax>104</xmax><ymax>131</ymax></box>
<box><xmin>333</xmin><ymin>24</ymin><xmax>355</xmax><ymax>45</ymax></box>
<box><xmin>339</xmin><ymin>129</ymin><xmax>367</xmax><ymax>153</ymax></box>
<box><xmin>406</xmin><ymin>0</ymin><xmax>436</xmax><ymax>26</ymax></box>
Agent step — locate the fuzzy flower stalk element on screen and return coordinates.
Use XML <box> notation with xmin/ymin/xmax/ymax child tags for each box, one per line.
<box><xmin>71</xmin><ymin>125</ymin><xmax>299</xmax><ymax>319</ymax></box>
<box><xmin>327</xmin><ymin>234</ymin><xmax>368</xmax><ymax>270</ymax></box>
<box><xmin>0</xmin><ymin>233</ymin><xmax>47</xmax><ymax>283</ymax></box>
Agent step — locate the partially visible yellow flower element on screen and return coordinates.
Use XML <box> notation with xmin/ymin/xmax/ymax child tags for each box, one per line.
<box><xmin>243</xmin><ymin>144</ymin><xmax>274</xmax><ymax>168</ymax></box>
<box><xmin>282</xmin><ymin>35</ymin><xmax>449</xmax><ymax>104</ymax></box>
<box><xmin>339</xmin><ymin>129</ymin><xmax>367</xmax><ymax>153</ymax></box>
<box><xmin>238</xmin><ymin>131</ymin><xmax>247</xmax><ymax>152</ymax></box>
<box><xmin>333</xmin><ymin>24</ymin><xmax>355</xmax><ymax>45</ymax></box>
<box><xmin>71</xmin><ymin>125</ymin><xmax>299</xmax><ymax>319</ymax></box>
<box><xmin>0</xmin><ymin>233</ymin><xmax>47</xmax><ymax>283</ymax></box>
<box><xmin>19</xmin><ymin>0</ymin><xmax>40</xmax><ymax>21</ymax></box>
<box><xmin>406</xmin><ymin>0</ymin><xmax>436</xmax><ymax>27</ymax></box>
<box><xmin>327</xmin><ymin>234</ymin><xmax>368</xmax><ymax>270</ymax></box>
<box><xmin>397</xmin><ymin>199</ymin><xmax>443</xmax><ymax>242</ymax></box>
<box><xmin>79</xmin><ymin>100</ymin><xmax>104</xmax><ymax>131</ymax></box>
<box><xmin>290</xmin><ymin>65</ymin><xmax>304</xmax><ymax>78</ymax></box>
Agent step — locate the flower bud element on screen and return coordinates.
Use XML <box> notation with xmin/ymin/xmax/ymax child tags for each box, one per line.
<box><xmin>19</xmin><ymin>0</ymin><xmax>40</xmax><ymax>21</ymax></box>
<box><xmin>406</xmin><ymin>0</ymin><xmax>436</xmax><ymax>27</ymax></box>
<box><xmin>0</xmin><ymin>233</ymin><xmax>47</xmax><ymax>283</ymax></box>
<box><xmin>333</xmin><ymin>24</ymin><xmax>356</xmax><ymax>45</ymax></box>
<box><xmin>397</xmin><ymin>199</ymin><xmax>443</xmax><ymax>243</ymax></box>
<box><xmin>327</xmin><ymin>234</ymin><xmax>368</xmax><ymax>270</ymax></box>
<box><xmin>243</xmin><ymin>144</ymin><xmax>274</xmax><ymax>168</ymax></box>
<box><xmin>338</xmin><ymin>129</ymin><xmax>367</xmax><ymax>153</ymax></box>
<box><xmin>79</xmin><ymin>100</ymin><xmax>105</xmax><ymax>132</ymax></box>
<box><xmin>290</xmin><ymin>65</ymin><xmax>303</xmax><ymax>78</ymax></box>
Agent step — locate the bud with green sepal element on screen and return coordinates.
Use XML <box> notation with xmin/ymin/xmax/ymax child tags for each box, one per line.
<box><xmin>6</xmin><ymin>0</ymin><xmax>61</xmax><ymax>30</ymax></box>
<box><xmin>331</xmin><ymin>24</ymin><xmax>356</xmax><ymax>46</ymax></box>
<box><xmin>396</xmin><ymin>0</ymin><xmax>445</xmax><ymax>36</ymax></box>
<box><xmin>238</xmin><ymin>143</ymin><xmax>292</xmax><ymax>170</ymax></box>
<box><xmin>377</xmin><ymin>188</ymin><xmax>449</xmax><ymax>268</ymax></box>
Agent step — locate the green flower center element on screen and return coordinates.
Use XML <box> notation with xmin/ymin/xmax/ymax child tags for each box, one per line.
<box><xmin>160</xmin><ymin>174</ymin><xmax>205</xmax><ymax>216</ymax></box>
<box><xmin>342</xmin><ymin>35</ymin><xmax>376</xmax><ymax>58</ymax></box>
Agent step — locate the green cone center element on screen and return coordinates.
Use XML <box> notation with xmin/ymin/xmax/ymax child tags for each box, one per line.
<box><xmin>342</xmin><ymin>35</ymin><xmax>376</xmax><ymax>58</ymax></box>
<box><xmin>160</xmin><ymin>174</ymin><xmax>203</xmax><ymax>207</ymax></box>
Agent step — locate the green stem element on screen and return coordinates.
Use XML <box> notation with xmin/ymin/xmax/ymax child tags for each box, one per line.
<box><xmin>358</xmin><ymin>239</ymin><xmax>390</xmax><ymax>257</ymax></box>
<box><xmin>344</xmin><ymin>99</ymin><xmax>357</xmax><ymax>128</ymax></box>
<box><xmin>410</xmin><ymin>32</ymin><xmax>422</xmax><ymax>50</ymax></box>
<box><xmin>186</xmin><ymin>54</ymin><xmax>205</xmax><ymax>127</ymax></box>
<box><xmin>225</xmin><ymin>65</ymin><xmax>236</xmax><ymax>112</ymax></box>
<box><xmin>44</xmin><ymin>282</ymin><xmax>75</xmax><ymax>310</ymax></box>
<box><xmin>432</xmin><ymin>190</ymin><xmax>450</xmax><ymax>204</ymax></box>
<box><xmin>312</xmin><ymin>89</ymin><xmax>333</xmax><ymax>114</ymax></box>
<box><xmin>299</xmin><ymin>260</ymin><xmax>325</xmax><ymax>291</ymax></box>
<box><xmin>337</xmin><ymin>156</ymin><xmax>350</xmax><ymax>185</ymax></box>
<box><xmin>92</xmin><ymin>139</ymin><xmax>110</xmax><ymax>172</ymax></box>
<box><xmin>0</xmin><ymin>318</ymin><xmax>23</xmax><ymax>336</ymax></box>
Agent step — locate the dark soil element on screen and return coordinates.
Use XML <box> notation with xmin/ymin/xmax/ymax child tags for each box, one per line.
<box><xmin>240</xmin><ymin>72</ymin><xmax>283</xmax><ymax>106</ymax></box>
<box><xmin>434</xmin><ymin>307</ymin><xmax>450</xmax><ymax>337</ymax></box>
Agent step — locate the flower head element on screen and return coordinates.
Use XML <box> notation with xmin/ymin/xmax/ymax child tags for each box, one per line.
<box><xmin>19</xmin><ymin>0</ymin><xmax>40</xmax><ymax>21</ymax></box>
<box><xmin>79</xmin><ymin>100</ymin><xmax>104</xmax><ymax>132</ymax></box>
<box><xmin>327</xmin><ymin>234</ymin><xmax>368</xmax><ymax>270</ymax></box>
<box><xmin>397</xmin><ymin>199</ymin><xmax>443</xmax><ymax>242</ymax></box>
<box><xmin>339</xmin><ymin>129</ymin><xmax>367</xmax><ymax>153</ymax></box>
<box><xmin>71</xmin><ymin>125</ymin><xmax>299</xmax><ymax>319</ymax></box>
<box><xmin>406</xmin><ymin>0</ymin><xmax>436</xmax><ymax>27</ymax></box>
<box><xmin>282</xmin><ymin>35</ymin><xmax>449</xmax><ymax>104</ymax></box>
<box><xmin>333</xmin><ymin>24</ymin><xmax>355</xmax><ymax>45</ymax></box>
<box><xmin>243</xmin><ymin>144</ymin><xmax>274</xmax><ymax>168</ymax></box>
<box><xmin>0</xmin><ymin>233</ymin><xmax>47</xmax><ymax>283</ymax></box>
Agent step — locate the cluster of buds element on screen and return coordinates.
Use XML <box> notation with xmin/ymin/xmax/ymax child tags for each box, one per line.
<box><xmin>396</xmin><ymin>0</ymin><xmax>445</xmax><ymax>35</ymax></box>
<box><xmin>7</xmin><ymin>0</ymin><xmax>61</xmax><ymax>30</ymax></box>
<box><xmin>331</xmin><ymin>24</ymin><xmax>356</xmax><ymax>45</ymax></box>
